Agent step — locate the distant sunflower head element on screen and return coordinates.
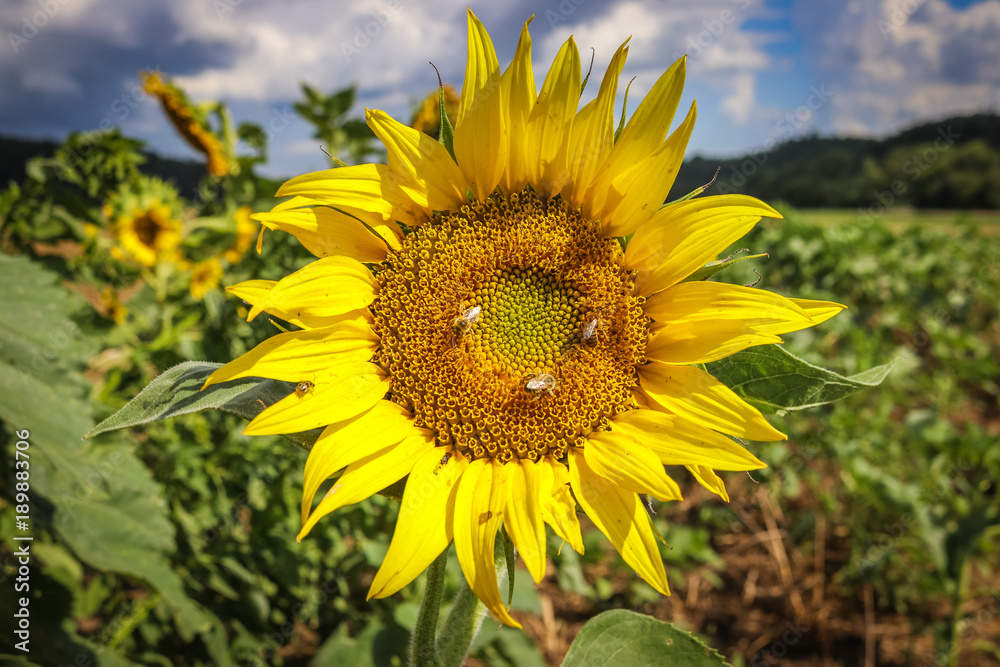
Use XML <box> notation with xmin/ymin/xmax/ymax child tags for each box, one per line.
<box><xmin>410</xmin><ymin>83</ymin><xmax>459</xmax><ymax>139</ymax></box>
<box><xmin>141</xmin><ymin>70</ymin><xmax>233</xmax><ymax>177</ymax></box>
<box><xmin>106</xmin><ymin>177</ymin><xmax>184</xmax><ymax>267</ymax></box>
<box><xmin>224</xmin><ymin>206</ymin><xmax>257</xmax><ymax>264</ymax></box>
<box><xmin>206</xmin><ymin>11</ymin><xmax>844</xmax><ymax>628</ymax></box>
<box><xmin>189</xmin><ymin>258</ymin><xmax>223</xmax><ymax>300</ymax></box>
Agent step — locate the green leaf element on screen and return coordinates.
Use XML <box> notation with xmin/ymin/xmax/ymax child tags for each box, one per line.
<box><xmin>0</xmin><ymin>254</ymin><xmax>210</xmax><ymax>642</ymax></box>
<box><xmin>682</xmin><ymin>251</ymin><xmax>769</xmax><ymax>283</ymax></box>
<box><xmin>561</xmin><ymin>610</ymin><xmax>729</xmax><ymax>667</ymax></box>
<box><xmin>85</xmin><ymin>361</ymin><xmax>321</xmax><ymax>449</ymax></box>
<box><xmin>438</xmin><ymin>82</ymin><xmax>456</xmax><ymax>159</ymax></box>
<box><xmin>706</xmin><ymin>345</ymin><xmax>895</xmax><ymax>414</ymax></box>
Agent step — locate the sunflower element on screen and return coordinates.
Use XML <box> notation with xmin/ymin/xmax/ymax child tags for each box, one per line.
<box><xmin>206</xmin><ymin>11</ymin><xmax>843</xmax><ymax>628</ymax></box>
<box><xmin>141</xmin><ymin>70</ymin><xmax>233</xmax><ymax>177</ymax></box>
<box><xmin>224</xmin><ymin>206</ymin><xmax>258</xmax><ymax>264</ymax></box>
<box><xmin>107</xmin><ymin>177</ymin><xmax>184</xmax><ymax>268</ymax></box>
<box><xmin>189</xmin><ymin>258</ymin><xmax>223</xmax><ymax>300</ymax></box>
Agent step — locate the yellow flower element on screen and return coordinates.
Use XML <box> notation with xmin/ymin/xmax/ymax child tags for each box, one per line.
<box><xmin>106</xmin><ymin>178</ymin><xmax>184</xmax><ymax>267</ymax></box>
<box><xmin>189</xmin><ymin>259</ymin><xmax>223</xmax><ymax>300</ymax></box>
<box><xmin>99</xmin><ymin>286</ymin><xmax>128</xmax><ymax>324</ymax></box>
<box><xmin>141</xmin><ymin>70</ymin><xmax>232</xmax><ymax>177</ymax></box>
<box><xmin>224</xmin><ymin>206</ymin><xmax>257</xmax><ymax>264</ymax></box>
<box><xmin>411</xmin><ymin>83</ymin><xmax>460</xmax><ymax>138</ymax></box>
<box><xmin>206</xmin><ymin>11</ymin><xmax>844</xmax><ymax>628</ymax></box>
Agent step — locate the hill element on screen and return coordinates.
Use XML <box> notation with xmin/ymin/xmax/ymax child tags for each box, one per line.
<box><xmin>669</xmin><ymin>114</ymin><xmax>1000</xmax><ymax>209</ymax></box>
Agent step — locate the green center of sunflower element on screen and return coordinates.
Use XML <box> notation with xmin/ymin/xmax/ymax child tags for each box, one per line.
<box><xmin>371</xmin><ymin>190</ymin><xmax>648</xmax><ymax>463</ymax></box>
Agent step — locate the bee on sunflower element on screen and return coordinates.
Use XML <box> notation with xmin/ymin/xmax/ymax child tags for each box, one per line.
<box><xmin>205</xmin><ymin>11</ymin><xmax>843</xmax><ymax>627</ymax></box>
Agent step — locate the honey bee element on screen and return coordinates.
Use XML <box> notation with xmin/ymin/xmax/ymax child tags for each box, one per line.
<box><xmin>582</xmin><ymin>312</ymin><xmax>601</xmax><ymax>346</ymax></box>
<box><xmin>525</xmin><ymin>372</ymin><xmax>558</xmax><ymax>401</ymax></box>
<box><xmin>449</xmin><ymin>305</ymin><xmax>482</xmax><ymax>347</ymax></box>
<box><xmin>294</xmin><ymin>381</ymin><xmax>314</xmax><ymax>397</ymax></box>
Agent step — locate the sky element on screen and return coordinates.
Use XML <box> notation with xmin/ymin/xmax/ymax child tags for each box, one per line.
<box><xmin>2</xmin><ymin>0</ymin><xmax>999</xmax><ymax>178</ymax></box>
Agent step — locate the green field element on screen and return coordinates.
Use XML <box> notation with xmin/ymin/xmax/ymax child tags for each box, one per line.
<box><xmin>791</xmin><ymin>206</ymin><xmax>1000</xmax><ymax>236</ymax></box>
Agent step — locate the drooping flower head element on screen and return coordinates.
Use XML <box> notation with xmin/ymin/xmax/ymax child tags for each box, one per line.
<box><xmin>141</xmin><ymin>70</ymin><xmax>233</xmax><ymax>177</ymax></box>
<box><xmin>206</xmin><ymin>11</ymin><xmax>843</xmax><ymax>627</ymax></box>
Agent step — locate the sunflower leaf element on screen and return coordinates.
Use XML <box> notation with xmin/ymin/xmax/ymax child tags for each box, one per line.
<box><xmin>438</xmin><ymin>79</ymin><xmax>456</xmax><ymax>159</ymax></box>
<box><xmin>682</xmin><ymin>251</ymin><xmax>769</xmax><ymax>283</ymax></box>
<box><xmin>85</xmin><ymin>361</ymin><xmax>321</xmax><ymax>449</ymax></box>
<box><xmin>561</xmin><ymin>609</ymin><xmax>729</xmax><ymax>666</ymax></box>
<box><xmin>705</xmin><ymin>345</ymin><xmax>895</xmax><ymax>415</ymax></box>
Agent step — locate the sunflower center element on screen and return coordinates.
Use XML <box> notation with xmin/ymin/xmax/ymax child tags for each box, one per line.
<box><xmin>472</xmin><ymin>267</ymin><xmax>581</xmax><ymax>374</ymax></box>
<box><xmin>133</xmin><ymin>211</ymin><xmax>162</xmax><ymax>247</ymax></box>
<box><xmin>371</xmin><ymin>191</ymin><xmax>647</xmax><ymax>463</ymax></box>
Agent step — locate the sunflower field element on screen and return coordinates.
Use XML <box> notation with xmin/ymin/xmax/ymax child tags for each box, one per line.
<box><xmin>2</xmin><ymin>15</ymin><xmax>999</xmax><ymax>667</ymax></box>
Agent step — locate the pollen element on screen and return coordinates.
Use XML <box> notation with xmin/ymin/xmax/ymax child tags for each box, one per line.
<box><xmin>371</xmin><ymin>191</ymin><xmax>647</xmax><ymax>463</ymax></box>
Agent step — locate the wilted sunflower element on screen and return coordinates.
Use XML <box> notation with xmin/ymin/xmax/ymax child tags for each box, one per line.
<box><xmin>141</xmin><ymin>70</ymin><xmax>233</xmax><ymax>177</ymax></box>
<box><xmin>107</xmin><ymin>177</ymin><xmax>184</xmax><ymax>267</ymax></box>
<box><xmin>206</xmin><ymin>11</ymin><xmax>843</xmax><ymax>627</ymax></box>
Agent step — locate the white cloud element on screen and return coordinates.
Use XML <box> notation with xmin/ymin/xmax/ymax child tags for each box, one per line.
<box><xmin>797</xmin><ymin>0</ymin><xmax>1000</xmax><ymax>135</ymax></box>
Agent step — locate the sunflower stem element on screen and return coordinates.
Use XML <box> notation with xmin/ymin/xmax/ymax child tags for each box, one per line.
<box><xmin>434</xmin><ymin>541</ymin><xmax>510</xmax><ymax>667</ymax></box>
<box><xmin>410</xmin><ymin>549</ymin><xmax>448</xmax><ymax>667</ymax></box>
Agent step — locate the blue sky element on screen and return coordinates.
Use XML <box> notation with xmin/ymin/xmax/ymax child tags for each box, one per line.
<box><xmin>2</xmin><ymin>0</ymin><xmax>999</xmax><ymax>177</ymax></box>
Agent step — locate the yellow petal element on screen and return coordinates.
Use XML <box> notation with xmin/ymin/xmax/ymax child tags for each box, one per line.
<box><xmin>453</xmin><ymin>459</ymin><xmax>521</xmax><ymax>628</ymax></box>
<box><xmin>626</xmin><ymin>195</ymin><xmax>781</xmax><ymax>296</ymax></box>
<box><xmin>453</xmin><ymin>9</ymin><xmax>507</xmax><ymax>200</ymax></box>
<box><xmin>760</xmin><ymin>298</ymin><xmax>846</xmax><ymax>334</ymax></box>
<box><xmin>637</xmin><ymin>362</ymin><xmax>786</xmax><ymax>441</ymax></box>
<box><xmin>568</xmin><ymin>449</ymin><xmax>669</xmax><ymax>596</ymax></box>
<box><xmin>504</xmin><ymin>459</ymin><xmax>547</xmax><ymax>583</ymax></box>
<box><xmin>565</xmin><ymin>41</ymin><xmax>628</xmax><ymax>208</ymax></box>
<box><xmin>203</xmin><ymin>323</ymin><xmax>377</xmax><ymax>389</ymax></box>
<box><xmin>301</xmin><ymin>401</ymin><xmax>416</xmax><ymax>525</ymax></box>
<box><xmin>226</xmin><ymin>280</ymin><xmax>371</xmax><ymax>330</ymax></box>
<box><xmin>262</xmin><ymin>195</ymin><xmax>403</xmax><ymax>252</ymax></box>
<box><xmin>597</xmin><ymin>101</ymin><xmax>697</xmax><ymax>238</ymax></box>
<box><xmin>685</xmin><ymin>465</ymin><xmax>730</xmax><ymax>502</ymax></box>
<box><xmin>298</xmin><ymin>430</ymin><xmax>434</xmax><ymax>540</ymax></box>
<box><xmin>245</xmin><ymin>256</ymin><xmax>377</xmax><ymax>323</ymax></box>
<box><xmin>526</xmin><ymin>37</ymin><xmax>581</xmax><ymax>199</ymax></box>
<box><xmin>243</xmin><ymin>361</ymin><xmax>389</xmax><ymax>436</ymax></box>
<box><xmin>644</xmin><ymin>283</ymin><xmax>830</xmax><ymax>356</ymax></box>
<box><xmin>366</xmin><ymin>109</ymin><xmax>468</xmax><ymax>211</ymax></box>
<box><xmin>499</xmin><ymin>18</ymin><xmax>535</xmax><ymax>195</ymax></box>
<box><xmin>540</xmin><ymin>459</ymin><xmax>583</xmax><ymax>554</ymax></box>
<box><xmin>583</xmin><ymin>56</ymin><xmax>686</xmax><ymax>216</ymax></box>
<box><xmin>251</xmin><ymin>205</ymin><xmax>389</xmax><ymax>263</ymax></box>
<box><xmin>276</xmin><ymin>163</ymin><xmax>395</xmax><ymax>219</ymax></box>
<box><xmin>611</xmin><ymin>409</ymin><xmax>767</xmax><ymax>471</ymax></box>
<box><xmin>646</xmin><ymin>323</ymin><xmax>781</xmax><ymax>365</ymax></box>
<box><xmin>368</xmin><ymin>448</ymin><xmax>469</xmax><ymax>599</ymax></box>
<box><xmin>585</xmin><ymin>431</ymin><xmax>682</xmax><ymax>501</ymax></box>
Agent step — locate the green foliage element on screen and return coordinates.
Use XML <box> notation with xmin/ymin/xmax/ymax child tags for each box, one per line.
<box><xmin>294</xmin><ymin>83</ymin><xmax>379</xmax><ymax>164</ymax></box>
<box><xmin>560</xmin><ymin>610</ymin><xmax>729</xmax><ymax>666</ymax></box>
<box><xmin>707</xmin><ymin>344</ymin><xmax>895</xmax><ymax>413</ymax></box>
<box><xmin>85</xmin><ymin>362</ymin><xmax>319</xmax><ymax>450</ymax></box>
